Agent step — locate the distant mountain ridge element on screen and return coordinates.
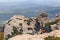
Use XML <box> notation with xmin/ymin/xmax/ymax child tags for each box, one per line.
<box><xmin>0</xmin><ymin>2</ymin><xmax>60</xmax><ymax>21</ymax></box>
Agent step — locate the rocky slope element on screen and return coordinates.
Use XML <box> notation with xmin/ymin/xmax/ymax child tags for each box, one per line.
<box><xmin>4</xmin><ymin>12</ymin><xmax>60</xmax><ymax>40</ymax></box>
<box><xmin>8</xmin><ymin>30</ymin><xmax>60</xmax><ymax>40</ymax></box>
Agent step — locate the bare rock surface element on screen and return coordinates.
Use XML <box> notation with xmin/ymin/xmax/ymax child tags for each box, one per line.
<box><xmin>8</xmin><ymin>30</ymin><xmax>60</xmax><ymax>40</ymax></box>
<box><xmin>4</xmin><ymin>13</ymin><xmax>60</xmax><ymax>40</ymax></box>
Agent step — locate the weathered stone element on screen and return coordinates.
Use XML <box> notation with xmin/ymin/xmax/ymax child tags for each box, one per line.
<box><xmin>4</xmin><ymin>15</ymin><xmax>36</xmax><ymax>40</ymax></box>
<box><xmin>8</xmin><ymin>30</ymin><xmax>60</xmax><ymax>40</ymax></box>
<box><xmin>4</xmin><ymin>13</ymin><xmax>60</xmax><ymax>40</ymax></box>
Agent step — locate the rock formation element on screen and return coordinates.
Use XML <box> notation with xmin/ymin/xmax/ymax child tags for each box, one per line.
<box><xmin>4</xmin><ymin>13</ymin><xmax>60</xmax><ymax>40</ymax></box>
<box><xmin>8</xmin><ymin>30</ymin><xmax>60</xmax><ymax>40</ymax></box>
<box><xmin>4</xmin><ymin>15</ymin><xmax>36</xmax><ymax>40</ymax></box>
<box><xmin>35</xmin><ymin>12</ymin><xmax>50</xmax><ymax>33</ymax></box>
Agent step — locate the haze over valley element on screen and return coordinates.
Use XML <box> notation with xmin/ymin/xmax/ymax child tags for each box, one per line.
<box><xmin>0</xmin><ymin>0</ymin><xmax>60</xmax><ymax>24</ymax></box>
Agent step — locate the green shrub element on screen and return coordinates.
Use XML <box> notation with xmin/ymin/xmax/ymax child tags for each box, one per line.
<box><xmin>45</xmin><ymin>19</ymin><xmax>60</xmax><ymax>26</ymax></box>
<box><xmin>12</xmin><ymin>27</ymin><xmax>18</xmax><ymax>34</ymax></box>
<box><xmin>11</xmin><ymin>32</ymin><xmax>14</xmax><ymax>35</ymax></box>
<box><xmin>6</xmin><ymin>34</ymin><xmax>11</xmax><ymax>40</ymax></box>
<box><xmin>44</xmin><ymin>36</ymin><xmax>60</xmax><ymax>40</ymax></box>
<box><xmin>19</xmin><ymin>28</ymin><xmax>23</xmax><ymax>34</ymax></box>
<box><xmin>0</xmin><ymin>32</ymin><xmax>4</xmax><ymax>40</ymax></box>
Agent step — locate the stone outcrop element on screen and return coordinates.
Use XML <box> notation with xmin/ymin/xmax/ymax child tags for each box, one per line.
<box><xmin>8</xmin><ymin>30</ymin><xmax>60</xmax><ymax>40</ymax></box>
<box><xmin>35</xmin><ymin>12</ymin><xmax>51</xmax><ymax>33</ymax></box>
<box><xmin>4</xmin><ymin>13</ymin><xmax>60</xmax><ymax>40</ymax></box>
<box><xmin>4</xmin><ymin>15</ymin><xmax>36</xmax><ymax>40</ymax></box>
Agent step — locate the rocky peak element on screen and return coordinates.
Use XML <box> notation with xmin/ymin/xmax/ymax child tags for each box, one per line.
<box><xmin>4</xmin><ymin>15</ymin><xmax>36</xmax><ymax>40</ymax></box>
<box><xmin>4</xmin><ymin>13</ymin><xmax>60</xmax><ymax>40</ymax></box>
<box><xmin>37</xmin><ymin>12</ymin><xmax>49</xmax><ymax>24</ymax></box>
<box><xmin>39</xmin><ymin>12</ymin><xmax>48</xmax><ymax>17</ymax></box>
<box><xmin>10</xmin><ymin>15</ymin><xmax>28</xmax><ymax>20</ymax></box>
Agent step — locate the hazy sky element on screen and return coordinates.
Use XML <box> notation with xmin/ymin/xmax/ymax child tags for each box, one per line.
<box><xmin>0</xmin><ymin>0</ymin><xmax>60</xmax><ymax>20</ymax></box>
<box><xmin>0</xmin><ymin>0</ymin><xmax>60</xmax><ymax>6</ymax></box>
<box><xmin>0</xmin><ymin>0</ymin><xmax>59</xmax><ymax>2</ymax></box>
<box><xmin>0</xmin><ymin>0</ymin><xmax>60</xmax><ymax>3</ymax></box>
